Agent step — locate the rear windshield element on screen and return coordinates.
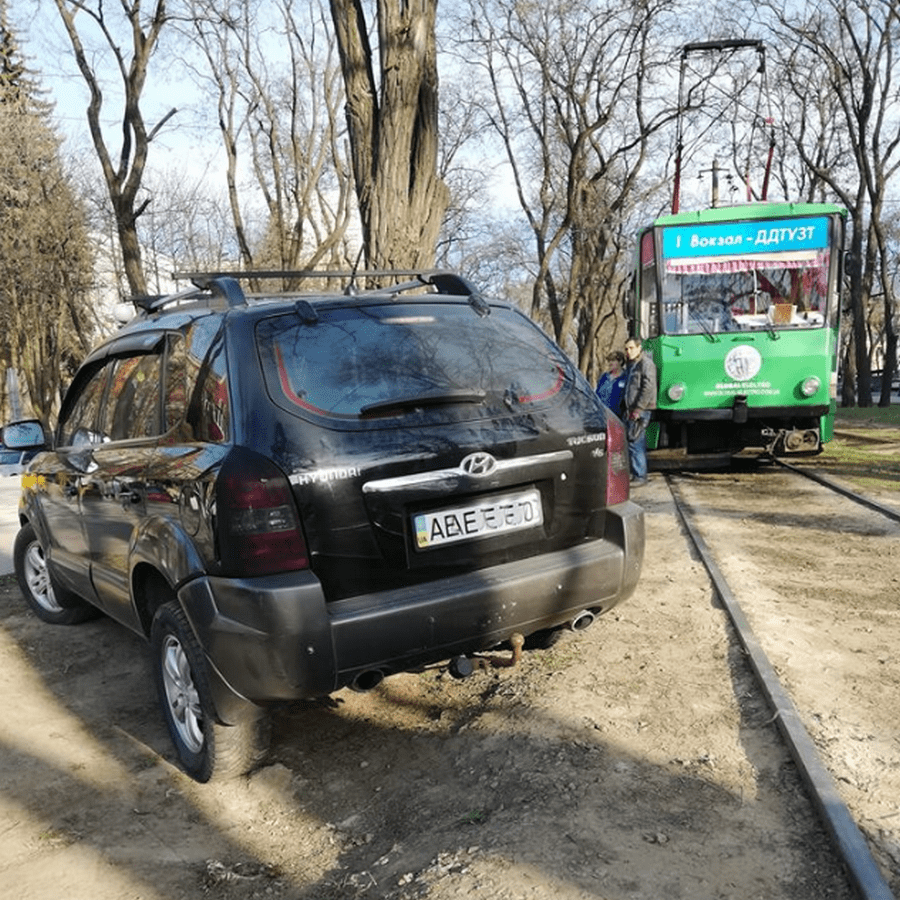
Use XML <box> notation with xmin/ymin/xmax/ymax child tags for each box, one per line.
<box><xmin>256</xmin><ymin>301</ymin><xmax>576</xmax><ymax>421</ymax></box>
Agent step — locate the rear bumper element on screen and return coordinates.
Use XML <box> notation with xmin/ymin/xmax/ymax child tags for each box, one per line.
<box><xmin>179</xmin><ymin>500</ymin><xmax>643</xmax><ymax>720</ymax></box>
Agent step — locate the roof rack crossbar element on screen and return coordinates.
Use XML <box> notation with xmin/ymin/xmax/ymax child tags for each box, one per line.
<box><xmin>175</xmin><ymin>269</ymin><xmax>367</xmax><ymax>282</ymax></box>
<box><xmin>160</xmin><ymin>269</ymin><xmax>490</xmax><ymax>314</ymax></box>
<box><xmin>172</xmin><ymin>268</ymin><xmax>480</xmax><ymax>297</ymax></box>
<box><xmin>173</xmin><ymin>268</ymin><xmax>435</xmax><ymax>283</ymax></box>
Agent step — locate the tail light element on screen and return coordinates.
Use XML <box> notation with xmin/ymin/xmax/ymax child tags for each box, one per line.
<box><xmin>605</xmin><ymin>414</ymin><xmax>630</xmax><ymax>505</ymax></box>
<box><xmin>216</xmin><ymin>449</ymin><xmax>309</xmax><ymax>577</ymax></box>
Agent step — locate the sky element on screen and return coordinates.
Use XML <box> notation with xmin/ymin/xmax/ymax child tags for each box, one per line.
<box><xmin>12</xmin><ymin>1</ymin><xmax>526</xmax><ymax>216</ymax></box>
<box><xmin>13</xmin><ymin>2</ymin><xmax>224</xmax><ymax>187</ymax></box>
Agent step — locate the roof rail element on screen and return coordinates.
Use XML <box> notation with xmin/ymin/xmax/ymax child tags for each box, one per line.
<box><xmin>172</xmin><ymin>268</ymin><xmax>480</xmax><ymax>296</ymax></box>
<box><xmin>152</xmin><ymin>268</ymin><xmax>492</xmax><ymax>316</ymax></box>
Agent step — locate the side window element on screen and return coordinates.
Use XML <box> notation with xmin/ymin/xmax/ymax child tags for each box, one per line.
<box><xmin>101</xmin><ymin>354</ymin><xmax>163</xmax><ymax>441</ymax></box>
<box><xmin>164</xmin><ymin>334</ymin><xmax>187</xmax><ymax>433</ymax></box>
<box><xmin>640</xmin><ymin>231</ymin><xmax>659</xmax><ymax>338</ymax></box>
<box><xmin>58</xmin><ymin>363</ymin><xmax>110</xmax><ymax>448</ymax></box>
<box><xmin>186</xmin><ymin>319</ymin><xmax>230</xmax><ymax>443</ymax></box>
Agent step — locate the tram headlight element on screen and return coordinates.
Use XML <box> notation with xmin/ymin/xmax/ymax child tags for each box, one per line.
<box><xmin>800</xmin><ymin>376</ymin><xmax>821</xmax><ymax>398</ymax></box>
<box><xmin>667</xmin><ymin>382</ymin><xmax>686</xmax><ymax>402</ymax></box>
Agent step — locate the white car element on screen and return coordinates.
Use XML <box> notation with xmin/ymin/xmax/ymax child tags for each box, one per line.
<box><xmin>0</xmin><ymin>449</ymin><xmax>34</xmax><ymax>477</ymax></box>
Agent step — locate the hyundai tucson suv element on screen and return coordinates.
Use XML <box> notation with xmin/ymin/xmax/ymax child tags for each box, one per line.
<box><xmin>6</xmin><ymin>270</ymin><xmax>644</xmax><ymax>782</ymax></box>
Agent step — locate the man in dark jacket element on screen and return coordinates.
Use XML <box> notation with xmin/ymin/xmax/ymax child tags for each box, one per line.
<box><xmin>622</xmin><ymin>337</ymin><xmax>657</xmax><ymax>486</ymax></box>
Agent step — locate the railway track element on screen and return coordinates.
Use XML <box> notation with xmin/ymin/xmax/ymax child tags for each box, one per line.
<box><xmin>666</xmin><ymin>468</ymin><xmax>899</xmax><ymax>900</ymax></box>
<box><xmin>775</xmin><ymin>459</ymin><xmax>900</xmax><ymax>525</ymax></box>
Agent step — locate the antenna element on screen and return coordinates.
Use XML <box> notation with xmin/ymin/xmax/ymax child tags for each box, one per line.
<box><xmin>345</xmin><ymin>245</ymin><xmax>366</xmax><ymax>296</ymax></box>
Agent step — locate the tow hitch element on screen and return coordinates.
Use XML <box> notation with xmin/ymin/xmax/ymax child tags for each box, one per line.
<box><xmin>448</xmin><ymin>632</ymin><xmax>525</xmax><ymax>679</ymax></box>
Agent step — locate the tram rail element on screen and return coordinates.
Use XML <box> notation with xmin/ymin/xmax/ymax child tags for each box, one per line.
<box><xmin>667</xmin><ymin>473</ymin><xmax>896</xmax><ymax>900</ymax></box>
<box><xmin>774</xmin><ymin>458</ymin><xmax>900</xmax><ymax>524</ymax></box>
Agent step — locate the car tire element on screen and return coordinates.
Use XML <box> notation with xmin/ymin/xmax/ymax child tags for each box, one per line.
<box><xmin>151</xmin><ymin>600</ymin><xmax>268</xmax><ymax>783</ymax></box>
<box><xmin>14</xmin><ymin>523</ymin><xmax>98</xmax><ymax>625</ymax></box>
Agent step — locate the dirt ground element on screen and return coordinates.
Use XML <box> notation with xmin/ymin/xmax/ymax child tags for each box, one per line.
<box><xmin>1</xmin><ymin>430</ymin><xmax>898</xmax><ymax>900</ymax></box>
<box><xmin>672</xmin><ymin>459</ymin><xmax>900</xmax><ymax>897</ymax></box>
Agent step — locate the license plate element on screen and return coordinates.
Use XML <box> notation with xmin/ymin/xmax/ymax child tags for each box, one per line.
<box><xmin>413</xmin><ymin>488</ymin><xmax>543</xmax><ymax>550</ymax></box>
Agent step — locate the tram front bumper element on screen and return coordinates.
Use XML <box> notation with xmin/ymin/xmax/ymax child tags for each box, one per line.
<box><xmin>660</xmin><ymin>403</ymin><xmax>830</xmax><ymax>422</ymax></box>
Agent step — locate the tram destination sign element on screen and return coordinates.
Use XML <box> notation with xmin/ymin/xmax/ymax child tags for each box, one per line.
<box><xmin>663</xmin><ymin>216</ymin><xmax>830</xmax><ymax>260</ymax></box>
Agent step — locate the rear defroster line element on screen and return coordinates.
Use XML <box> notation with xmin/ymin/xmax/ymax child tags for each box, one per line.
<box><xmin>668</xmin><ymin>475</ymin><xmax>895</xmax><ymax>900</ymax></box>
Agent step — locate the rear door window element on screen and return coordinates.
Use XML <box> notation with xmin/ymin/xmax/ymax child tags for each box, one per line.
<box><xmin>184</xmin><ymin>318</ymin><xmax>230</xmax><ymax>442</ymax></box>
<box><xmin>101</xmin><ymin>354</ymin><xmax>163</xmax><ymax>441</ymax></box>
<box><xmin>256</xmin><ymin>301</ymin><xmax>576</xmax><ymax>422</ymax></box>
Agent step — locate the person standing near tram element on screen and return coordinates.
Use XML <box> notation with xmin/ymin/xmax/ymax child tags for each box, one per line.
<box><xmin>622</xmin><ymin>337</ymin><xmax>657</xmax><ymax>486</ymax></box>
<box><xmin>595</xmin><ymin>350</ymin><xmax>627</xmax><ymax>413</ymax></box>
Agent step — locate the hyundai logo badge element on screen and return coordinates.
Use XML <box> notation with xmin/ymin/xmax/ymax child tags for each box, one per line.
<box><xmin>459</xmin><ymin>451</ymin><xmax>497</xmax><ymax>476</ymax></box>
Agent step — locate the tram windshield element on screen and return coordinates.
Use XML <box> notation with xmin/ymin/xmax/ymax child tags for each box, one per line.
<box><xmin>657</xmin><ymin>216</ymin><xmax>834</xmax><ymax>335</ymax></box>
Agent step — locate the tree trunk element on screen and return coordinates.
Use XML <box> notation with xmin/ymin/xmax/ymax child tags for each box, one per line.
<box><xmin>841</xmin><ymin>337</ymin><xmax>857</xmax><ymax>408</ymax></box>
<box><xmin>844</xmin><ymin>246</ymin><xmax>873</xmax><ymax>409</ymax></box>
<box><xmin>330</xmin><ymin>0</ymin><xmax>449</xmax><ymax>270</ymax></box>
<box><xmin>879</xmin><ymin>330</ymin><xmax>897</xmax><ymax>406</ymax></box>
<box><xmin>52</xmin><ymin>0</ymin><xmax>169</xmax><ymax>298</ymax></box>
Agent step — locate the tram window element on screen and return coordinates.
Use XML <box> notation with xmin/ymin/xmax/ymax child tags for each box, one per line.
<box><xmin>747</xmin><ymin>266</ymin><xmax>827</xmax><ymax>313</ymax></box>
<box><xmin>639</xmin><ymin>232</ymin><xmax>659</xmax><ymax>337</ymax></box>
<box><xmin>661</xmin><ymin>262</ymin><xmax>829</xmax><ymax>334</ymax></box>
<box><xmin>641</xmin><ymin>265</ymin><xmax>659</xmax><ymax>337</ymax></box>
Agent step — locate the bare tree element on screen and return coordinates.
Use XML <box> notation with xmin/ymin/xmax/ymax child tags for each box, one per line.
<box><xmin>456</xmin><ymin>0</ymin><xmax>676</xmax><ymax>379</ymax></box>
<box><xmin>432</xmin><ymin>72</ymin><xmax>495</xmax><ymax>275</ymax></box>
<box><xmin>141</xmin><ymin>166</ymin><xmax>237</xmax><ymax>281</ymax></box>
<box><xmin>186</xmin><ymin>0</ymin><xmax>355</xmax><ymax>283</ymax></box>
<box><xmin>51</xmin><ymin>0</ymin><xmax>176</xmax><ymax>297</ymax></box>
<box><xmin>761</xmin><ymin>0</ymin><xmax>900</xmax><ymax>407</ymax></box>
<box><xmin>328</xmin><ymin>0</ymin><xmax>449</xmax><ymax>270</ymax></box>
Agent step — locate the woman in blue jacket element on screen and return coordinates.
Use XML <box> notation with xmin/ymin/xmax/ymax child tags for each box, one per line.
<box><xmin>596</xmin><ymin>351</ymin><xmax>627</xmax><ymax>414</ymax></box>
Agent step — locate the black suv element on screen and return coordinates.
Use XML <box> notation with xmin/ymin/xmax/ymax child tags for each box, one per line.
<box><xmin>5</xmin><ymin>270</ymin><xmax>644</xmax><ymax>781</ymax></box>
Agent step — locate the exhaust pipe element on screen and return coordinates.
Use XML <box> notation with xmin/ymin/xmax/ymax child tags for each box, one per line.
<box><xmin>350</xmin><ymin>669</ymin><xmax>386</xmax><ymax>692</ymax></box>
<box><xmin>569</xmin><ymin>610</ymin><xmax>596</xmax><ymax>632</ymax></box>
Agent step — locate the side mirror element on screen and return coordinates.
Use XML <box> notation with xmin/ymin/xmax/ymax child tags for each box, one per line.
<box><xmin>2</xmin><ymin>420</ymin><xmax>47</xmax><ymax>450</ymax></box>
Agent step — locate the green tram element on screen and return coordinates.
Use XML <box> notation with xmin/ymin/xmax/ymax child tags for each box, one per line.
<box><xmin>627</xmin><ymin>201</ymin><xmax>847</xmax><ymax>464</ymax></box>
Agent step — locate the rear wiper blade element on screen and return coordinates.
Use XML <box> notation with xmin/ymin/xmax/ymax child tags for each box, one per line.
<box><xmin>359</xmin><ymin>389</ymin><xmax>486</xmax><ymax>417</ymax></box>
